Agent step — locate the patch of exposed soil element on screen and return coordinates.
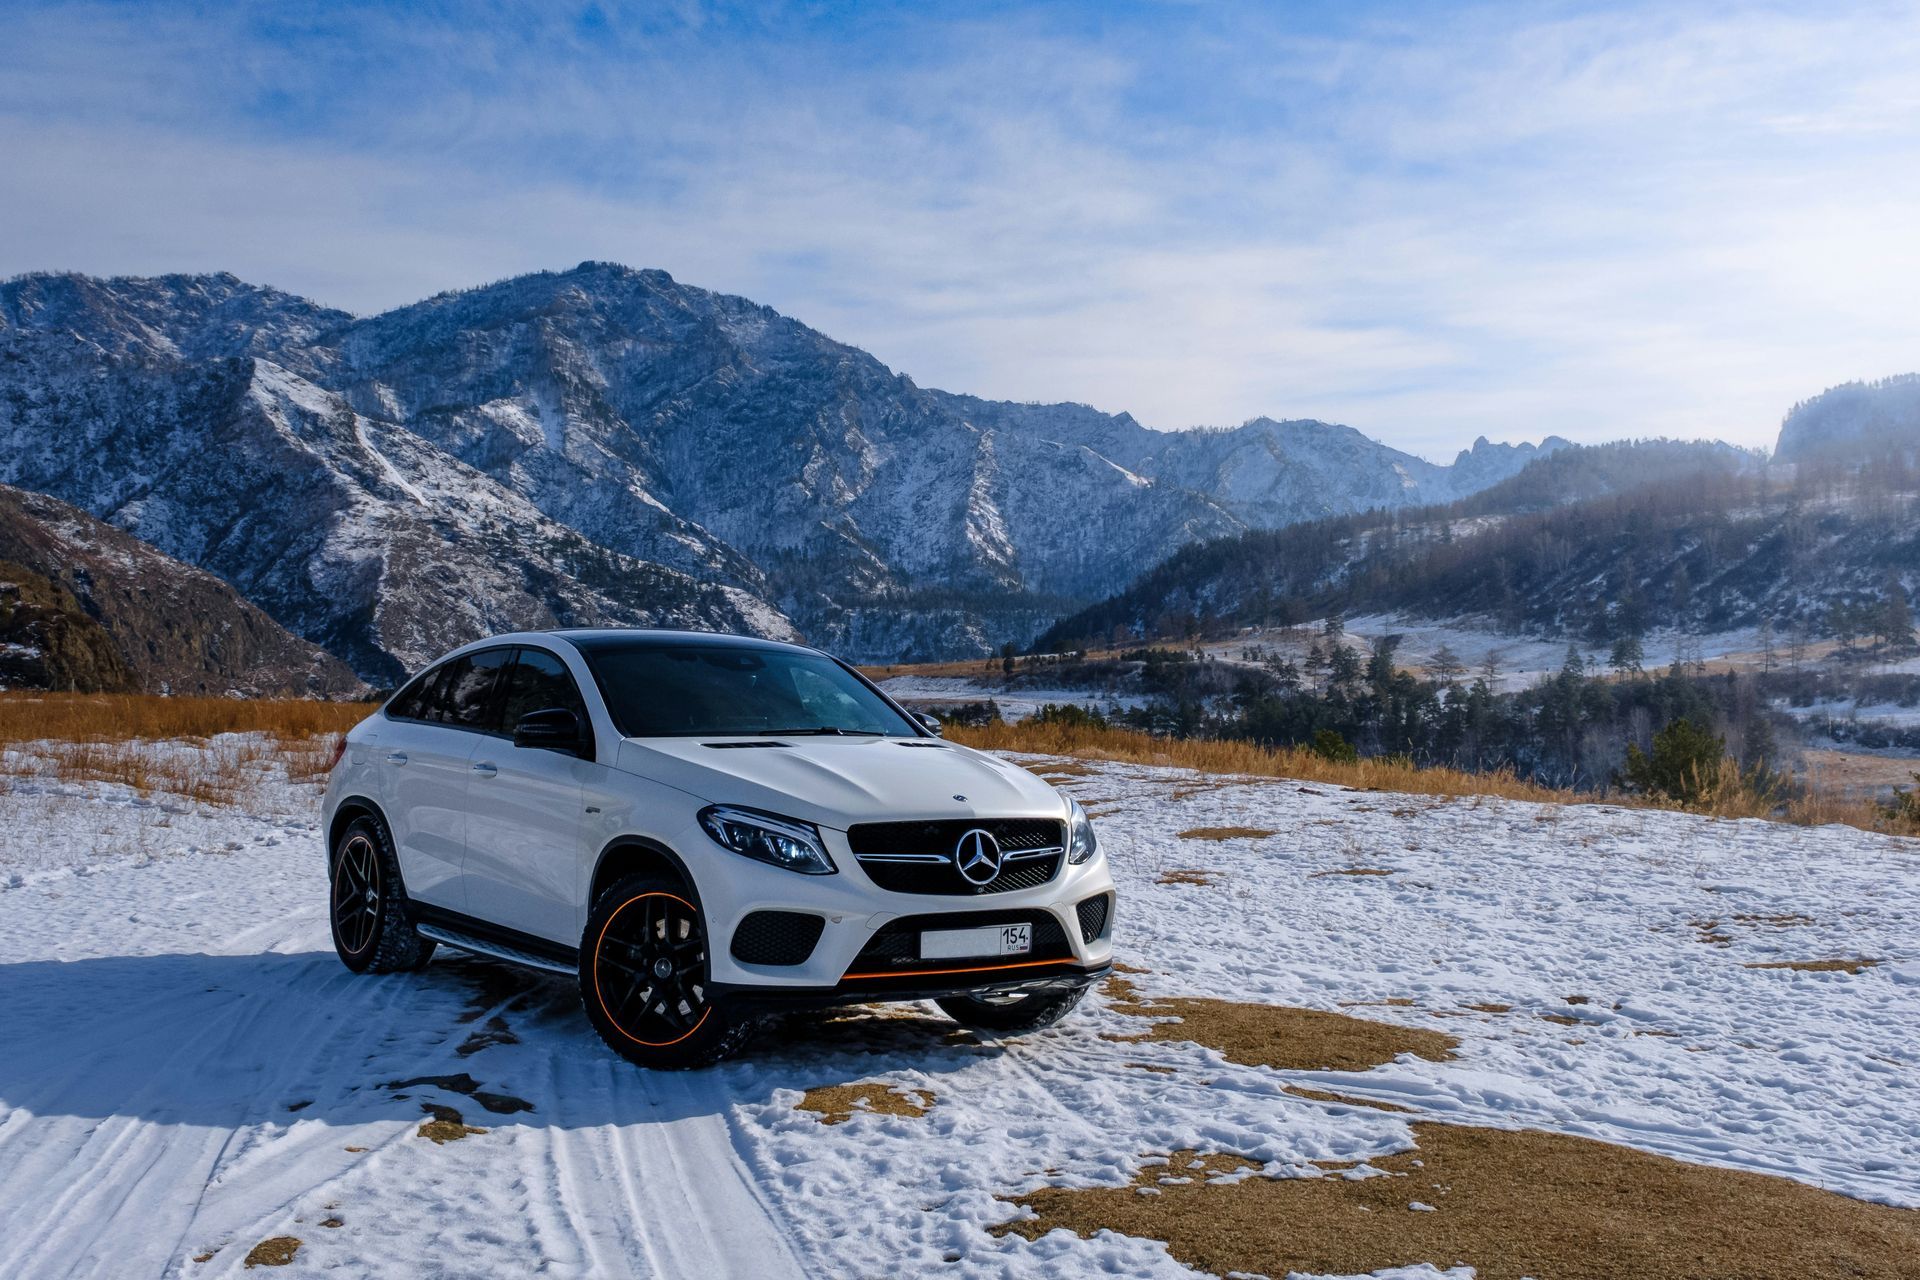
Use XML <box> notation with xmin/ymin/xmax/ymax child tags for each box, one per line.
<box><xmin>416</xmin><ymin>1102</ymin><xmax>488</xmax><ymax>1144</ymax></box>
<box><xmin>1176</xmin><ymin>826</ymin><xmax>1276</xmax><ymax>841</ymax></box>
<box><xmin>1311</xmin><ymin>867</ymin><xmax>1395</xmax><ymax>878</ymax></box>
<box><xmin>798</xmin><ymin>1083</ymin><xmax>935</xmax><ymax>1125</ymax></box>
<box><xmin>1021</xmin><ymin>761</ymin><xmax>1096</xmax><ymax>777</ymax></box>
<box><xmin>997</xmin><ymin>1125</ymin><xmax>1920</xmax><ymax>1280</ymax></box>
<box><xmin>1745</xmin><ymin>958</ymin><xmax>1881</xmax><ymax>974</ymax></box>
<box><xmin>242</xmin><ymin>1237</ymin><xmax>301</xmax><ymax>1268</ymax></box>
<box><xmin>1465</xmin><ymin>1003</ymin><xmax>1512</xmax><ymax>1014</ymax></box>
<box><xmin>386</xmin><ymin>1073</ymin><xmax>533</xmax><ymax>1116</ymax></box>
<box><xmin>1691</xmin><ymin>918</ymin><xmax>1734</xmax><ymax>945</ymax></box>
<box><xmin>1157</xmin><ymin>868</ymin><xmax>1217</xmax><ymax>886</ymax></box>
<box><xmin>457</xmin><ymin>1014</ymin><xmax>521</xmax><ymax>1057</ymax></box>
<box><xmin>1283</xmin><ymin>1086</ymin><xmax>1414</xmax><ymax>1113</ymax></box>
<box><xmin>1104</xmin><ymin>976</ymin><xmax>1457</xmax><ymax>1072</ymax></box>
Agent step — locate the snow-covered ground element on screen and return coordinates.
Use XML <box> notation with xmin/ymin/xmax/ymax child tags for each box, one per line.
<box><xmin>1216</xmin><ymin>615</ymin><xmax>1772</xmax><ymax>692</ymax></box>
<box><xmin>2</xmin><ymin>738</ymin><xmax>1916</xmax><ymax>1277</ymax></box>
<box><xmin>879</xmin><ymin>675</ymin><xmax>1147</xmax><ymax>721</ymax></box>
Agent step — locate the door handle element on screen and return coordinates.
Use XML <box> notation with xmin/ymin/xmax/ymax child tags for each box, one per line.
<box><xmin>471</xmin><ymin>762</ymin><xmax>499</xmax><ymax>778</ymax></box>
<box><xmin>385</xmin><ymin>752</ymin><xmax>409</xmax><ymax>766</ymax></box>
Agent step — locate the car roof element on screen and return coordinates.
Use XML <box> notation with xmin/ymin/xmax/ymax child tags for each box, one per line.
<box><xmin>546</xmin><ymin>627</ymin><xmax>820</xmax><ymax>657</ymax></box>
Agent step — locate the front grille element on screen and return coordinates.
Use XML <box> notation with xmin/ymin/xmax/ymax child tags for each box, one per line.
<box><xmin>859</xmin><ymin>852</ymin><xmax>1062</xmax><ymax>896</ymax></box>
<box><xmin>848</xmin><ymin>818</ymin><xmax>1065</xmax><ymax>857</ymax></box>
<box><xmin>849</xmin><ymin>818</ymin><xmax>1066</xmax><ymax>896</ymax></box>
<box><xmin>848</xmin><ymin>908</ymin><xmax>1072</xmax><ymax>976</ymax></box>
<box><xmin>1075</xmin><ymin>893</ymin><xmax>1112</xmax><ymax>944</ymax></box>
<box><xmin>730</xmin><ymin>910</ymin><xmax>825</xmax><ymax>966</ymax></box>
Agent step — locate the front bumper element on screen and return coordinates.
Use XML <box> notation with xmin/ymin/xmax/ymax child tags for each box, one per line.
<box><xmin>666</xmin><ymin>813</ymin><xmax>1119</xmax><ymax>995</ymax></box>
<box><xmin>713</xmin><ymin>962</ymin><xmax>1111</xmax><ymax>1014</ymax></box>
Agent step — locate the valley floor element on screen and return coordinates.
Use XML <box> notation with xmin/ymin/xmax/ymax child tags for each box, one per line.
<box><xmin>1</xmin><ymin>739</ymin><xmax>1916</xmax><ymax>1277</ymax></box>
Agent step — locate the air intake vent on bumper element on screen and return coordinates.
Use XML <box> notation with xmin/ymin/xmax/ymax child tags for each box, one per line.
<box><xmin>730</xmin><ymin>911</ymin><xmax>825</xmax><ymax>965</ymax></box>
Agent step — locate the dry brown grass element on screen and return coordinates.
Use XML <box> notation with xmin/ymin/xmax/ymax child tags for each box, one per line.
<box><xmin>0</xmin><ymin>692</ymin><xmax>365</xmax><ymax>744</ymax></box>
<box><xmin>1104</xmin><ymin>976</ymin><xmax>1458</xmax><ymax>1072</ymax></box>
<box><xmin>1311</xmin><ymin>867</ymin><xmax>1395</xmax><ymax>878</ymax></box>
<box><xmin>0</xmin><ymin>693</ymin><xmax>366</xmax><ymax>805</ymax></box>
<box><xmin>997</xmin><ymin>1124</ymin><xmax>1920</xmax><ymax>1280</ymax></box>
<box><xmin>797</xmin><ymin>1083</ymin><xmax>935</xmax><ymax>1125</ymax></box>
<box><xmin>1744</xmin><ymin>958</ymin><xmax>1881</xmax><ymax>974</ymax></box>
<box><xmin>415</xmin><ymin>1102</ymin><xmax>488</xmax><ymax>1144</ymax></box>
<box><xmin>946</xmin><ymin>720</ymin><xmax>1920</xmax><ymax>837</ymax></box>
<box><xmin>242</xmin><ymin>1237</ymin><xmax>302</xmax><ymax>1268</ymax></box>
<box><xmin>1282</xmin><ymin>1085</ymin><xmax>1415</xmax><ymax>1113</ymax></box>
<box><xmin>1175</xmin><ymin>826</ymin><xmax>1276</xmax><ymax>841</ymax></box>
<box><xmin>1156</xmin><ymin>868</ymin><xmax>1218</xmax><ymax>887</ymax></box>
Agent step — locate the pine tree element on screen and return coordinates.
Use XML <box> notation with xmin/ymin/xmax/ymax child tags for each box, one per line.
<box><xmin>1608</xmin><ymin>632</ymin><xmax>1644</xmax><ymax>676</ymax></box>
<box><xmin>1882</xmin><ymin>574</ymin><xmax>1915</xmax><ymax>654</ymax></box>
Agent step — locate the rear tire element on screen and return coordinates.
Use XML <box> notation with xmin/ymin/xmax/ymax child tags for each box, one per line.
<box><xmin>936</xmin><ymin>984</ymin><xmax>1089</xmax><ymax>1034</ymax></box>
<box><xmin>580</xmin><ymin>874</ymin><xmax>757</xmax><ymax>1069</ymax></box>
<box><xmin>329</xmin><ymin>814</ymin><xmax>437</xmax><ymax>974</ymax></box>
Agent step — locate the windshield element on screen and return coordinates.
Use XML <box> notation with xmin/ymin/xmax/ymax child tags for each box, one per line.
<box><xmin>578</xmin><ymin>643</ymin><xmax>921</xmax><ymax>738</ymax></box>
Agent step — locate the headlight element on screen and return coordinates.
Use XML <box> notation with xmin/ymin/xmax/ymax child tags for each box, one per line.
<box><xmin>698</xmin><ymin>806</ymin><xmax>837</xmax><ymax>875</ymax></box>
<box><xmin>1067</xmin><ymin>797</ymin><xmax>1099</xmax><ymax>864</ymax></box>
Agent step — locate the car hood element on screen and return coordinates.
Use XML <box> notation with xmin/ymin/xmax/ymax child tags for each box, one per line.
<box><xmin>613</xmin><ymin>736</ymin><xmax>1065</xmax><ymax>830</ymax></box>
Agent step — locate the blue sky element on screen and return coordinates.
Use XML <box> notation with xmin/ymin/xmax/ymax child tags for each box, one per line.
<box><xmin>4</xmin><ymin>0</ymin><xmax>1919</xmax><ymax>455</ymax></box>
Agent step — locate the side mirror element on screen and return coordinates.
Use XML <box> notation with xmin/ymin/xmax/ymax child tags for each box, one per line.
<box><xmin>916</xmin><ymin>712</ymin><xmax>944</xmax><ymax>738</ymax></box>
<box><xmin>514</xmin><ymin>707</ymin><xmax>586</xmax><ymax>756</ymax></box>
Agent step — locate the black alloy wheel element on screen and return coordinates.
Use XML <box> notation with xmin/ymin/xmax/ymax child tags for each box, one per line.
<box><xmin>331</xmin><ymin>831</ymin><xmax>382</xmax><ymax>958</ymax></box>
<box><xmin>580</xmin><ymin>875</ymin><xmax>757</xmax><ymax>1069</ymax></box>
<box><xmin>328</xmin><ymin>814</ymin><xmax>436</xmax><ymax>974</ymax></box>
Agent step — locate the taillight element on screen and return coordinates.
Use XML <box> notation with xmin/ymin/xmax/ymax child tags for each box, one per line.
<box><xmin>327</xmin><ymin>736</ymin><xmax>348</xmax><ymax>771</ymax></box>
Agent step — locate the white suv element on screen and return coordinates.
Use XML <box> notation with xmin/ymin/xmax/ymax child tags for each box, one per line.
<box><xmin>322</xmin><ymin>630</ymin><xmax>1115</xmax><ymax>1067</ymax></box>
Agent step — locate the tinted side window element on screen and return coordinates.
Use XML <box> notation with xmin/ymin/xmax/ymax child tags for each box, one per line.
<box><xmin>499</xmin><ymin>648</ymin><xmax>588</xmax><ymax>731</ymax></box>
<box><xmin>439</xmin><ymin>649</ymin><xmax>513</xmax><ymax>729</ymax></box>
<box><xmin>386</xmin><ymin>667</ymin><xmax>442</xmax><ymax>722</ymax></box>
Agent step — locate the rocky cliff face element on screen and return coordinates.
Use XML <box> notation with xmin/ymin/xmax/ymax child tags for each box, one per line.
<box><xmin>0</xmin><ymin>483</ymin><xmax>368</xmax><ymax>696</ymax></box>
<box><xmin>0</xmin><ymin>265</ymin><xmax>1556</xmax><ymax>672</ymax></box>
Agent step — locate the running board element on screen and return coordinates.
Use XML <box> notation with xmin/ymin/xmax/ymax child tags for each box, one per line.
<box><xmin>418</xmin><ymin>924</ymin><xmax>577</xmax><ymax>976</ymax></box>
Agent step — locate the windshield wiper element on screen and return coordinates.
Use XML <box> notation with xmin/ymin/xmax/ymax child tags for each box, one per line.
<box><xmin>760</xmin><ymin>727</ymin><xmax>884</xmax><ymax>736</ymax></box>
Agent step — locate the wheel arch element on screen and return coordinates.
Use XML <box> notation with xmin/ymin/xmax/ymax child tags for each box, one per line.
<box><xmin>589</xmin><ymin>835</ymin><xmax>698</xmax><ymax>911</ymax></box>
<box><xmin>327</xmin><ymin>796</ymin><xmax>387</xmax><ymax>873</ymax></box>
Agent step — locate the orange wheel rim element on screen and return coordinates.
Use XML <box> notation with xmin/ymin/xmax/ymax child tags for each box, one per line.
<box><xmin>592</xmin><ymin>891</ymin><xmax>713</xmax><ymax>1048</ymax></box>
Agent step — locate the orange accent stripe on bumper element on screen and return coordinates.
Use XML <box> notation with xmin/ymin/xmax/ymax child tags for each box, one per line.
<box><xmin>840</xmin><ymin>957</ymin><xmax>1076</xmax><ymax>982</ymax></box>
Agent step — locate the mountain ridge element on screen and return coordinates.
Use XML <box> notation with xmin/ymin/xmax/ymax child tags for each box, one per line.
<box><xmin>1</xmin><ymin>264</ymin><xmax>1570</xmax><ymax>675</ymax></box>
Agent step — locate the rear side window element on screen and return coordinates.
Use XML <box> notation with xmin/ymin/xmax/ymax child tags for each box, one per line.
<box><xmin>440</xmin><ymin>649</ymin><xmax>512</xmax><ymax>728</ymax></box>
<box><xmin>498</xmin><ymin>648</ymin><xmax>588</xmax><ymax>731</ymax></box>
<box><xmin>386</xmin><ymin>667</ymin><xmax>442</xmax><ymax>722</ymax></box>
<box><xmin>386</xmin><ymin>648</ymin><xmax>512</xmax><ymax>730</ymax></box>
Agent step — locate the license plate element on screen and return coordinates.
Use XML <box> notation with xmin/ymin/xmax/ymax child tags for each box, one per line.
<box><xmin>921</xmin><ymin>922</ymin><xmax>1032</xmax><ymax>961</ymax></box>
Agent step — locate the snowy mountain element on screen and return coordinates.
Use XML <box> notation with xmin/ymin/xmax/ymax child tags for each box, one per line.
<box><xmin>0</xmin><ymin>266</ymin><xmax>1558</xmax><ymax>674</ymax></box>
<box><xmin>0</xmin><ymin>483</ymin><xmax>365</xmax><ymax>696</ymax></box>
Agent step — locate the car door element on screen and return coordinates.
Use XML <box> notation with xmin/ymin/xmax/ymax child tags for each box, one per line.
<box><xmin>380</xmin><ymin>648</ymin><xmax>511</xmax><ymax>912</ymax></box>
<box><xmin>460</xmin><ymin>646</ymin><xmax>594</xmax><ymax>945</ymax></box>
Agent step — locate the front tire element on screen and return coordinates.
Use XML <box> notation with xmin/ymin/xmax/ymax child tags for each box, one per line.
<box><xmin>580</xmin><ymin>875</ymin><xmax>756</xmax><ymax>1069</ymax></box>
<box><xmin>329</xmin><ymin>815</ymin><xmax>436</xmax><ymax>974</ymax></box>
<box><xmin>936</xmin><ymin>984</ymin><xmax>1089</xmax><ymax>1034</ymax></box>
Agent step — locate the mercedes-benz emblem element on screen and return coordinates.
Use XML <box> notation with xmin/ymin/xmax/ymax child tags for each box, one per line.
<box><xmin>953</xmin><ymin>828</ymin><xmax>1003</xmax><ymax>886</ymax></box>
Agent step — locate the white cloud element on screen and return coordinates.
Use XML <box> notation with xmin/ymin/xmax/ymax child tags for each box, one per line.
<box><xmin>3</xmin><ymin>1</ymin><xmax>1919</xmax><ymax>457</ymax></box>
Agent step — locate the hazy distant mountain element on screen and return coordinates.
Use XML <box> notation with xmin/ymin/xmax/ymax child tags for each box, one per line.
<box><xmin>1775</xmin><ymin>374</ymin><xmax>1920</xmax><ymax>464</ymax></box>
<box><xmin>0</xmin><ymin>482</ymin><xmax>365</xmax><ymax>696</ymax></box>
<box><xmin>1032</xmin><ymin>439</ymin><xmax>1901</xmax><ymax>652</ymax></box>
<box><xmin>0</xmin><ymin>265</ymin><xmax>1563</xmax><ymax>674</ymax></box>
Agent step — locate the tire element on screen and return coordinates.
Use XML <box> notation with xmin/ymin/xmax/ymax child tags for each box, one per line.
<box><xmin>936</xmin><ymin>984</ymin><xmax>1089</xmax><ymax>1034</ymax></box>
<box><xmin>329</xmin><ymin>814</ymin><xmax>437</xmax><ymax>974</ymax></box>
<box><xmin>579</xmin><ymin>874</ymin><xmax>757</xmax><ymax>1070</ymax></box>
